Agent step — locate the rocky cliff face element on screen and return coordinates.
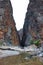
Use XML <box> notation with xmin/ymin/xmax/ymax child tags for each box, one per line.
<box><xmin>21</xmin><ymin>0</ymin><xmax>43</xmax><ymax>47</ymax></box>
<box><xmin>0</xmin><ymin>0</ymin><xmax>20</xmax><ymax>46</ymax></box>
<box><xmin>18</xmin><ymin>29</ymin><xmax>23</xmax><ymax>41</ymax></box>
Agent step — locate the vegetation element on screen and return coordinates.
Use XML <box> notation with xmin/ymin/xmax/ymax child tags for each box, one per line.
<box><xmin>30</xmin><ymin>40</ymin><xmax>40</xmax><ymax>47</ymax></box>
<box><xmin>0</xmin><ymin>41</ymin><xmax>3</xmax><ymax>46</ymax></box>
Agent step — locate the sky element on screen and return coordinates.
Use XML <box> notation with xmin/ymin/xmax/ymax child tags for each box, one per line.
<box><xmin>11</xmin><ymin>0</ymin><xmax>29</xmax><ymax>30</ymax></box>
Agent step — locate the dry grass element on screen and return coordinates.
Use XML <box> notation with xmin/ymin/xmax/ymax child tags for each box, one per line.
<box><xmin>0</xmin><ymin>53</ymin><xmax>43</xmax><ymax>65</ymax></box>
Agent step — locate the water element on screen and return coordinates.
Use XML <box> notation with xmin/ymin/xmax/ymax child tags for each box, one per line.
<box><xmin>0</xmin><ymin>50</ymin><xmax>20</xmax><ymax>58</ymax></box>
<box><xmin>0</xmin><ymin>46</ymin><xmax>43</xmax><ymax>58</ymax></box>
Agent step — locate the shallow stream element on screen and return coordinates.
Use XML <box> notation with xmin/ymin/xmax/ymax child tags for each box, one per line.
<box><xmin>0</xmin><ymin>50</ymin><xmax>20</xmax><ymax>58</ymax></box>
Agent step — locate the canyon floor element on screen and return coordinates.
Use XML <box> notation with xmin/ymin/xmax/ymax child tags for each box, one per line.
<box><xmin>0</xmin><ymin>46</ymin><xmax>43</xmax><ymax>65</ymax></box>
<box><xmin>0</xmin><ymin>54</ymin><xmax>43</xmax><ymax>65</ymax></box>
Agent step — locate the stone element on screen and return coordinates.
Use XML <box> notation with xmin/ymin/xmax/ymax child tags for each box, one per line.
<box><xmin>21</xmin><ymin>0</ymin><xmax>43</xmax><ymax>47</ymax></box>
<box><xmin>18</xmin><ymin>29</ymin><xmax>23</xmax><ymax>41</ymax></box>
<box><xmin>0</xmin><ymin>0</ymin><xmax>20</xmax><ymax>46</ymax></box>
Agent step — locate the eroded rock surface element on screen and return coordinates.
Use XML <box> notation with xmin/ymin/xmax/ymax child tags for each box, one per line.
<box><xmin>0</xmin><ymin>0</ymin><xmax>20</xmax><ymax>46</ymax></box>
<box><xmin>21</xmin><ymin>0</ymin><xmax>43</xmax><ymax>47</ymax></box>
<box><xmin>18</xmin><ymin>29</ymin><xmax>23</xmax><ymax>41</ymax></box>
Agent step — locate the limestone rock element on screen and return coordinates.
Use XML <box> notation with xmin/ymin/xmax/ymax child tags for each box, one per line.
<box><xmin>21</xmin><ymin>0</ymin><xmax>43</xmax><ymax>47</ymax></box>
<box><xmin>0</xmin><ymin>0</ymin><xmax>20</xmax><ymax>46</ymax></box>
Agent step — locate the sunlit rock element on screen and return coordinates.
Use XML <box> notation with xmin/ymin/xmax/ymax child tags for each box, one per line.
<box><xmin>0</xmin><ymin>0</ymin><xmax>20</xmax><ymax>46</ymax></box>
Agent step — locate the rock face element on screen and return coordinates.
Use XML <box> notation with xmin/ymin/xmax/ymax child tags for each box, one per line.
<box><xmin>21</xmin><ymin>0</ymin><xmax>43</xmax><ymax>47</ymax></box>
<box><xmin>18</xmin><ymin>29</ymin><xmax>23</xmax><ymax>41</ymax></box>
<box><xmin>0</xmin><ymin>0</ymin><xmax>20</xmax><ymax>46</ymax></box>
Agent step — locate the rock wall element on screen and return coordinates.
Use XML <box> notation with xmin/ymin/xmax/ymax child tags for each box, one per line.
<box><xmin>21</xmin><ymin>0</ymin><xmax>43</xmax><ymax>47</ymax></box>
<box><xmin>18</xmin><ymin>29</ymin><xmax>23</xmax><ymax>41</ymax></box>
<box><xmin>0</xmin><ymin>0</ymin><xmax>20</xmax><ymax>46</ymax></box>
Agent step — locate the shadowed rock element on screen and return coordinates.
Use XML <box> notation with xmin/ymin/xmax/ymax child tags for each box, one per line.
<box><xmin>21</xmin><ymin>0</ymin><xmax>43</xmax><ymax>47</ymax></box>
<box><xmin>18</xmin><ymin>29</ymin><xmax>23</xmax><ymax>41</ymax></box>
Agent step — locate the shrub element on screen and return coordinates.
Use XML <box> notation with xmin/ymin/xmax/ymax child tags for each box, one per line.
<box><xmin>30</xmin><ymin>40</ymin><xmax>40</xmax><ymax>47</ymax></box>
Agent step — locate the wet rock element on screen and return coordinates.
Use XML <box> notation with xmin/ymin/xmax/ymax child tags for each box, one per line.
<box><xmin>0</xmin><ymin>0</ymin><xmax>20</xmax><ymax>46</ymax></box>
<box><xmin>21</xmin><ymin>0</ymin><xmax>43</xmax><ymax>47</ymax></box>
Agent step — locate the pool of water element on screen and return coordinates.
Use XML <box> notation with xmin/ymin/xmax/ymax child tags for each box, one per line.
<box><xmin>0</xmin><ymin>50</ymin><xmax>20</xmax><ymax>58</ymax></box>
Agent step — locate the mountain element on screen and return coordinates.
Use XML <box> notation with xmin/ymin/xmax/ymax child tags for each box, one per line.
<box><xmin>21</xmin><ymin>0</ymin><xmax>43</xmax><ymax>47</ymax></box>
<box><xmin>0</xmin><ymin>0</ymin><xmax>20</xmax><ymax>46</ymax></box>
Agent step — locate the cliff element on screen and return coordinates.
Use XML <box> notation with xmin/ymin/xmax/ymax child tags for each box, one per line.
<box><xmin>21</xmin><ymin>0</ymin><xmax>43</xmax><ymax>47</ymax></box>
<box><xmin>0</xmin><ymin>0</ymin><xmax>20</xmax><ymax>46</ymax></box>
